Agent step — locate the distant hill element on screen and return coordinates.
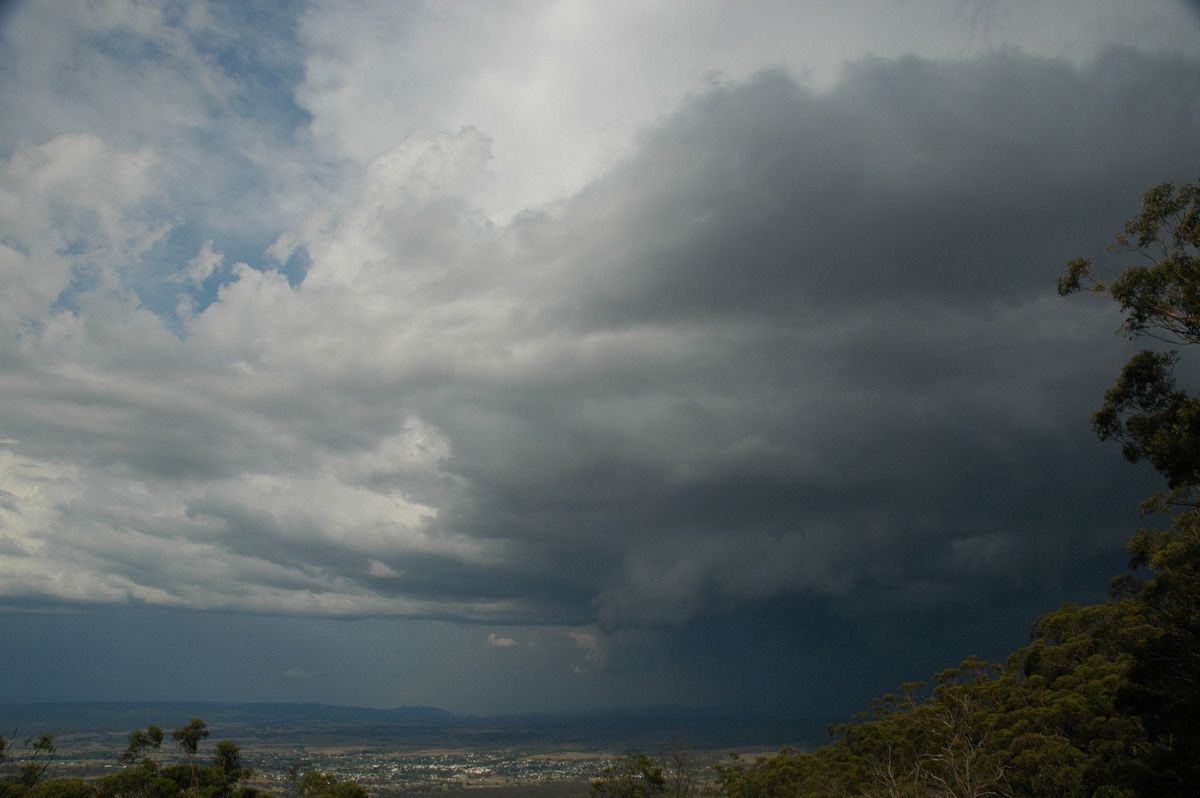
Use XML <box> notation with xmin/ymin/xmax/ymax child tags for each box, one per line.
<box><xmin>0</xmin><ymin>701</ymin><xmax>832</xmax><ymax>753</ymax></box>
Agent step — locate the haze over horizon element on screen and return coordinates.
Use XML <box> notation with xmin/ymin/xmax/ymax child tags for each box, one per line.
<box><xmin>3</xmin><ymin>0</ymin><xmax>1200</xmax><ymax>718</ymax></box>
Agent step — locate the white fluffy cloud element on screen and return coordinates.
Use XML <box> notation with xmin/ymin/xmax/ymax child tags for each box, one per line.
<box><xmin>293</xmin><ymin>0</ymin><xmax>1200</xmax><ymax>221</ymax></box>
<box><xmin>0</xmin><ymin>135</ymin><xmax>168</xmax><ymax>329</ymax></box>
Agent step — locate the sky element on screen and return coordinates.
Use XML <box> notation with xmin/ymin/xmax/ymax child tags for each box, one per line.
<box><xmin>2</xmin><ymin>0</ymin><xmax>1200</xmax><ymax>720</ymax></box>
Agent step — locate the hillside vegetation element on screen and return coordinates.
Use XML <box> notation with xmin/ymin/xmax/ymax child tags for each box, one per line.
<box><xmin>1</xmin><ymin>718</ymin><xmax>366</xmax><ymax>798</ymax></box>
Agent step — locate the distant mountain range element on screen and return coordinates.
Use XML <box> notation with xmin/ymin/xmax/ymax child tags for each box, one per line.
<box><xmin>0</xmin><ymin>701</ymin><xmax>834</xmax><ymax>753</ymax></box>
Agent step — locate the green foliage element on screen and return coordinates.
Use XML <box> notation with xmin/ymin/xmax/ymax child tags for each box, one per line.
<box><xmin>291</xmin><ymin>771</ymin><xmax>363</xmax><ymax>798</ymax></box>
<box><xmin>714</xmin><ymin>750</ymin><xmax>815</xmax><ymax>798</ymax></box>
<box><xmin>590</xmin><ymin>753</ymin><xmax>667</xmax><ymax>798</ymax></box>
<box><xmin>169</xmin><ymin>720</ymin><xmax>209</xmax><ymax>795</ymax></box>
<box><xmin>1059</xmin><ymin>175</ymin><xmax>1200</xmax><ymax>797</ymax></box>
<box><xmin>1110</xmin><ymin>513</ymin><xmax>1200</xmax><ymax>794</ymax></box>
<box><xmin>1057</xmin><ymin>179</ymin><xmax>1200</xmax><ymax>344</ymax></box>
<box><xmin>95</xmin><ymin>759</ymin><xmax>178</xmax><ymax>798</ymax></box>
<box><xmin>122</xmin><ymin>727</ymin><xmax>164</xmax><ymax>766</ymax></box>
<box><xmin>713</xmin><ymin>637</ymin><xmax>1149</xmax><ymax>797</ymax></box>
<box><xmin>0</xmin><ymin>721</ymin><xmax>361</xmax><ymax>798</ymax></box>
<box><xmin>27</xmin><ymin>781</ymin><xmax>99</xmax><ymax>798</ymax></box>
<box><xmin>293</xmin><ymin>771</ymin><xmax>334</xmax><ymax>798</ymax></box>
<box><xmin>170</xmin><ymin>721</ymin><xmax>208</xmax><ymax>761</ymax></box>
<box><xmin>89</xmin><ymin>720</ymin><xmax>262</xmax><ymax>798</ymax></box>
<box><xmin>1093</xmin><ymin>350</ymin><xmax>1200</xmax><ymax>490</ymax></box>
<box><xmin>595</xmin><ymin>748</ymin><xmax>713</xmax><ymax>798</ymax></box>
<box><xmin>323</xmin><ymin>784</ymin><xmax>364</xmax><ymax>798</ymax></box>
<box><xmin>660</xmin><ymin>743</ymin><xmax>710</xmax><ymax>798</ymax></box>
<box><xmin>1058</xmin><ymin>177</ymin><xmax>1200</xmax><ymax>494</ymax></box>
<box><xmin>210</xmin><ymin>741</ymin><xmax>255</xmax><ymax>798</ymax></box>
<box><xmin>1</xmin><ymin>732</ymin><xmax>57</xmax><ymax>790</ymax></box>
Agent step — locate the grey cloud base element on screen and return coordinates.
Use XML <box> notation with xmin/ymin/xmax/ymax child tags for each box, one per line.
<box><xmin>407</xmin><ymin>49</ymin><xmax>1196</xmax><ymax>628</ymax></box>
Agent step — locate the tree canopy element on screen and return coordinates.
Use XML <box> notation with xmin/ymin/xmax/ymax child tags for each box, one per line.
<box><xmin>1058</xmin><ymin>178</ymin><xmax>1200</xmax><ymax>497</ymax></box>
<box><xmin>0</xmin><ymin>717</ymin><xmax>365</xmax><ymax>798</ymax></box>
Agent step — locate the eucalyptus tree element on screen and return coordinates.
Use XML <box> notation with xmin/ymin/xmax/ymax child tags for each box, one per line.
<box><xmin>0</xmin><ymin>732</ymin><xmax>56</xmax><ymax>790</ymax></box>
<box><xmin>590</xmin><ymin>753</ymin><xmax>667</xmax><ymax>798</ymax></box>
<box><xmin>1059</xmin><ymin>175</ymin><xmax>1200</xmax><ymax>796</ymax></box>
<box><xmin>120</xmin><ymin>726</ymin><xmax>164</xmax><ymax>765</ymax></box>
<box><xmin>170</xmin><ymin>720</ymin><xmax>209</xmax><ymax>794</ymax></box>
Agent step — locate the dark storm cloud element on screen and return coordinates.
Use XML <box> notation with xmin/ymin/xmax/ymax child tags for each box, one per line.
<box><xmin>553</xmin><ymin>51</ymin><xmax>1200</xmax><ymax>325</ymax></box>
<box><xmin>412</xmin><ymin>48</ymin><xmax>1200</xmax><ymax>633</ymax></box>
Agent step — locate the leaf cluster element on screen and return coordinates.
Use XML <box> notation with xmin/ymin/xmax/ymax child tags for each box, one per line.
<box><xmin>0</xmin><ymin>732</ymin><xmax>57</xmax><ymax>791</ymax></box>
<box><xmin>291</xmin><ymin>771</ymin><xmax>365</xmax><ymax>798</ymax></box>
<box><xmin>1058</xmin><ymin>179</ymin><xmax>1200</xmax><ymax>493</ymax></box>
<box><xmin>590</xmin><ymin>753</ymin><xmax>668</xmax><ymax>798</ymax></box>
<box><xmin>1058</xmin><ymin>179</ymin><xmax>1200</xmax><ymax>344</ymax></box>
<box><xmin>1057</xmin><ymin>176</ymin><xmax>1200</xmax><ymax>792</ymax></box>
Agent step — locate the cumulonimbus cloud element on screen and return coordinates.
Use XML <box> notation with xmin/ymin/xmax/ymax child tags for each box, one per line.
<box><xmin>0</xmin><ymin>44</ymin><xmax>1195</xmax><ymax>637</ymax></box>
